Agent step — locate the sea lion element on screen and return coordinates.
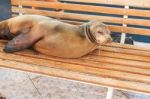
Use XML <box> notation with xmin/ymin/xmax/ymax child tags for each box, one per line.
<box><xmin>0</xmin><ymin>15</ymin><xmax>112</xmax><ymax>58</ymax></box>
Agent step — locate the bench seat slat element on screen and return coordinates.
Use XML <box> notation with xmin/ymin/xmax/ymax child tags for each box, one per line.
<box><xmin>83</xmin><ymin>55</ymin><xmax>150</xmax><ymax>69</ymax></box>
<box><xmin>0</xmin><ymin>50</ymin><xmax>150</xmax><ymax>84</ymax></box>
<box><xmin>6</xmin><ymin>48</ymin><xmax>150</xmax><ymax>76</ymax></box>
<box><xmin>101</xmin><ymin>46</ymin><xmax>150</xmax><ymax>57</ymax></box>
<box><xmin>104</xmin><ymin>43</ymin><xmax>150</xmax><ymax>52</ymax></box>
<box><xmin>0</xmin><ymin>40</ymin><xmax>149</xmax><ymax>58</ymax></box>
<box><xmin>8</xmin><ymin>50</ymin><xmax>150</xmax><ymax>75</ymax></box>
<box><xmin>0</xmin><ymin>43</ymin><xmax>150</xmax><ymax>84</ymax></box>
<box><xmin>0</xmin><ymin>41</ymin><xmax>149</xmax><ymax>69</ymax></box>
<box><xmin>0</xmin><ymin>43</ymin><xmax>150</xmax><ymax>78</ymax></box>
<box><xmin>9</xmin><ymin>50</ymin><xmax>150</xmax><ymax>75</ymax></box>
<box><xmin>91</xmin><ymin>51</ymin><xmax>150</xmax><ymax>63</ymax></box>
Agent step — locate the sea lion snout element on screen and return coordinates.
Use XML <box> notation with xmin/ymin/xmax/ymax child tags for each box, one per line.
<box><xmin>88</xmin><ymin>20</ymin><xmax>112</xmax><ymax>44</ymax></box>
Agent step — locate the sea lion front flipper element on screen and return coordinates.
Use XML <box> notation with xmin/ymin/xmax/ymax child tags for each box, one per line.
<box><xmin>3</xmin><ymin>33</ymin><xmax>37</xmax><ymax>53</ymax></box>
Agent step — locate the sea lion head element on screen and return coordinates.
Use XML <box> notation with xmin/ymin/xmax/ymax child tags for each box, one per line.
<box><xmin>84</xmin><ymin>20</ymin><xmax>112</xmax><ymax>45</ymax></box>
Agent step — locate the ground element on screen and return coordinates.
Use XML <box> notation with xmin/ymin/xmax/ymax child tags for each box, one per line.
<box><xmin>0</xmin><ymin>68</ymin><xmax>149</xmax><ymax>99</ymax></box>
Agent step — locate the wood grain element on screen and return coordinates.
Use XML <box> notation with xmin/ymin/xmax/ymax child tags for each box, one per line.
<box><xmin>0</xmin><ymin>0</ymin><xmax>147</xmax><ymax>94</ymax></box>
<box><xmin>11</xmin><ymin>0</ymin><xmax>150</xmax><ymax>17</ymax></box>
<box><xmin>12</xmin><ymin>7</ymin><xmax>150</xmax><ymax>36</ymax></box>
<box><xmin>0</xmin><ymin>44</ymin><xmax>150</xmax><ymax>93</ymax></box>
<box><xmin>61</xmin><ymin>0</ymin><xmax>150</xmax><ymax>8</ymax></box>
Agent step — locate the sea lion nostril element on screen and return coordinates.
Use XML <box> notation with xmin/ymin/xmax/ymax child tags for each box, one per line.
<box><xmin>108</xmin><ymin>38</ymin><xmax>112</xmax><ymax>42</ymax></box>
<box><xmin>3</xmin><ymin>45</ymin><xmax>14</xmax><ymax>53</ymax></box>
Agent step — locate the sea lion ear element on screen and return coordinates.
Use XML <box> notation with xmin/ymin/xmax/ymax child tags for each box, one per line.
<box><xmin>89</xmin><ymin>19</ymin><xmax>102</xmax><ymax>23</ymax></box>
<box><xmin>88</xmin><ymin>19</ymin><xmax>104</xmax><ymax>28</ymax></box>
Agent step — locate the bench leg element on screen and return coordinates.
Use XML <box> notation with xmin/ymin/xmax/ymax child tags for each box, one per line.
<box><xmin>106</xmin><ymin>87</ymin><xmax>114</xmax><ymax>99</ymax></box>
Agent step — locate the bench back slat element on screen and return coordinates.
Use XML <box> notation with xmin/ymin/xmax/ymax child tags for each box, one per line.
<box><xmin>12</xmin><ymin>7</ymin><xmax>150</xmax><ymax>27</ymax></box>
<box><xmin>11</xmin><ymin>0</ymin><xmax>150</xmax><ymax>37</ymax></box>
<box><xmin>12</xmin><ymin>7</ymin><xmax>150</xmax><ymax>36</ymax></box>
<box><xmin>12</xmin><ymin>1</ymin><xmax>150</xmax><ymax>18</ymax></box>
<box><xmin>11</xmin><ymin>1</ymin><xmax>150</xmax><ymax>26</ymax></box>
<box><xmin>61</xmin><ymin>0</ymin><xmax>150</xmax><ymax>8</ymax></box>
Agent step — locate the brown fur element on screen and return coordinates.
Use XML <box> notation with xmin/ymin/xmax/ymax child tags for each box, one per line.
<box><xmin>0</xmin><ymin>15</ymin><xmax>111</xmax><ymax>58</ymax></box>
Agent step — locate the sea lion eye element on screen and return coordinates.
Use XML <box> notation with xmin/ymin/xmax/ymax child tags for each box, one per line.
<box><xmin>97</xmin><ymin>30</ymin><xmax>103</xmax><ymax>34</ymax></box>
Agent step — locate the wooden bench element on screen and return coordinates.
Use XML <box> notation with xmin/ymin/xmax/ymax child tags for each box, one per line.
<box><xmin>0</xmin><ymin>0</ymin><xmax>150</xmax><ymax>97</ymax></box>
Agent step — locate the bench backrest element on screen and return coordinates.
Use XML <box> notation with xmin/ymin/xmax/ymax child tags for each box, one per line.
<box><xmin>11</xmin><ymin>0</ymin><xmax>150</xmax><ymax>44</ymax></box>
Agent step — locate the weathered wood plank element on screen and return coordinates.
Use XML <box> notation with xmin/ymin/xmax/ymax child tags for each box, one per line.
<box><xmin>61</xmin><ymin>0</ymin><xmax>150</xmax><ymax>8</ymax></box>
<box><xmin>0</xmin><ymin>0</ymin><xmax>148</xmax><ymax>94</ymax></box>
<box><xmin>0</xmin><ymin>57</ymin><xmax>150</xmax><ymax>94</ymax></box>
<box><xmin>11</xmin><ymin>0</ymin><xmax>150</xmax><ymax>17</ymax></box>
<box><xmin>12</xmin><ymin>7</ymin><xmax>150</xmax><ymax>36</ymax></box>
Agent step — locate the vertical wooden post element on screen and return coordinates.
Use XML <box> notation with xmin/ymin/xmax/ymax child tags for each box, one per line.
<box><xmin>18</xmin><ymin>0</ymin><xmax>23</xmax><ymax>16</ymax></box>
<box><xmin>31</xmin><ymin>0</ymin><xmax>35</xmax><ymax>9</ymax></box>
<box><xmin>120</xmin><ymin>5</ymin><xmax>129</xmax><ymax>44</ymax></box>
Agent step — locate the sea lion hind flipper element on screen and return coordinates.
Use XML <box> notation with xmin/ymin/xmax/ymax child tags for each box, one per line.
<box><xmin>3</xmin><ymin>33</ymin><xmax>35</xmax><ymax>53</ymax></box>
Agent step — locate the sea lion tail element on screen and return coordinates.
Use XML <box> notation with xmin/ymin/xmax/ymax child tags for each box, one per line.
<box><xmin>0</xmin><ymin>20</ymin><xmax>14</xmax><ymax>40</ymax></box>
